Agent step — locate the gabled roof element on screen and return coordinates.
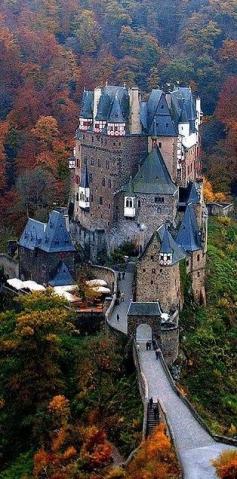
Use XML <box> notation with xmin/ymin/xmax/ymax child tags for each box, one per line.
<box><xmin>18</xmin><ymin>218</ymin><xmax>46</xmax><ymax>251</ymax></box>
<box><xmin>80</xmin><ymin>162</ymin><xmax>90</xmax><ymax>188</ymax></box>
<box><xmin>108</xmin><ymin>94</ymin><xmax>125</xmax><ymax>123</ymax></box>
<box><xmin>128</xmin><ymin>148</ymin><xmax>177</xmax><ymax>195</ymax></box>
<box><xmin>157</xmin><ymin>224</ymin><xmax>186</xmax><ymax>264</ymax></box>
<box><xmin>48</xmin><ymin>262</ymin><xmax>75</xmax><ymax>287</ymax></box>
<box><xmin>40</xmin><ymin>211</ymin><xmax>76</xmax><ymax>253</ymax></box>
<box><xmin>176</xmin><ymin>203</ymin><xmax>201</xmax><ymax>252</ymax></box>
<box><xmin>128</xmin><ymin>301</ymin><xmax>162</xmax><ymax>317</ymax></box>
<box><xmin>80</xmin><ymin>91</ymin><xmax>94</xmax><ymax>119</ymax></box>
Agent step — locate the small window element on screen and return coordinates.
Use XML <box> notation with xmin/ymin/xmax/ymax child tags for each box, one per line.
<box><xmin>167</xmin><ymin>254</ymin><xmax>171</xmax><ymax>262</ymax></box>
<box><xmin>160</xmin><ymin>269</ymin><xmax>163</xmax><ymax>273</ymax></box>
<box><xmin>92</xmin><ymin>136</ymin><xmax>94</xmax><ymax>143</ymax></box>
<box><xmin>155</xmin><ymin>197</ymin><xmax>164</xmax><ymax>203</ymax></box>
<box><xmin>89</xmin><ymin>173</ymin><xmax>92</xmax><ymax>182</ymax></box>
<box><xmin>186</xmin><ymin>260</ymin><xmax>189</xmax><ymax>266</ymax></box>
<box><xmin>197</xmin><ymin>272</ymin><xmax>200</xmax><ymax>277</ymax></box>
<box><xmin>151</xmin><ymin>280</ymin><xmax>153</xmax><ymax>285</ymax></box>
<box><xmin>90</xmin><ymin>159</ymin><xmax>94</xmax><ymax>166</ymax></box>
<box><xmin>138</xmin><ymin>199</ymin><xmax>141</xmax><ymax>207</ymax></box>
<box><xmin>151</xmin><ymin>255</ymin><xmax>154</xmax><ymax>260</ymax></box>
<box><xmin>197</xmin><ymin>254</ymin><xmax>200</xmax><ymax>261</ymax></box>
<box><xmin>91</xmin><ymin>194</ymin><xmax>93</xmax><ymax>202</ymax></box>
<box><xmin>76</xmin><ymin>193</ymin><xmax>79</xmax><ymax>201</ymax></box>
<box><xmin>143</xmin><ymin>268</ymin><xmax>146</xmax><ymax>272</ymax></box>
<box><xmin>99</xmin><ymin>196</ymin><xmax>103</xmax><ymax>205</ymax></box>
<box><xmin>159</xmin><ymin>142</ymin><xmax>162</xmax><ymax>148</ymax></box>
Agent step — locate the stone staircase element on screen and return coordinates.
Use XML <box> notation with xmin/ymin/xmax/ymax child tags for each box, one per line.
<box><xmin>147</xmin><ymin>403</ymin><xmax>160</xmax><ymax>436</ymax></box>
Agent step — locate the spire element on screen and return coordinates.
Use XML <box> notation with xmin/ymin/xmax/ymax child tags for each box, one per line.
<box><xmin>187</xmin><ymin>182</ymin><xmax>200</xmax><ymax>204</ymax></box>
<box><xmin>176</xmin><ymin>203</ymin><xmax>201</xmax><ymax>252</ymax></box>
<box><xmin>160</xmin><ymin>224</ymin><xmax>173</xmax><ymax>254</ymax></box>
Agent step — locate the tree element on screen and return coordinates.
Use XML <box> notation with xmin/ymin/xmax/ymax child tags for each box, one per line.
<box><xmin>213</xmin><ymin>449</ymin><xmax>237</xmax><ymax>479</ymax></box>
<box><xmin>0</xmin><ymin>291</ymin><xmax>74</xmax><ymax>457</ymax></box>
<box><xmin>16</xmin><ymin>166</ymin><xmax>57</xmax><ymax>214</ymax></box>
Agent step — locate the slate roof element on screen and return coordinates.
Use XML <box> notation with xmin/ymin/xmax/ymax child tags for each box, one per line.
<box><xmin>18</xmin><ymin>218</ymin><xmax>46</xmax><ymax>251</ymax></box>
<box><xmin>80</xmin><ymin>91</ymin><xmax>94</xmax><ymax>119</ymax></box>
<box><xmin>125</xmin><ymin>147</ymin><xmax>177</xmax><ymax>195</ymax></box>
<box><xmin>40</xmin><ymin>211</ymin><xmax>76</xmax><ymax>253</ymax></box>
<box><xmin>95</xmin><ymin>86</ymin><xmax>129</xmax><ymax>122</ymax></box>
<box><xmin>128</xmin><ymin>301</ymin><xmax>162</xmax><ymax>317</ymax></box>
<box><xmin>19</xmin><ymin>210</ymin><xmax>76</xmax><ymax>254</ymax></box>
<box><xmin>176</xmin><ymin>203</ymin><xmax>201</xmax><ymax>252</ymax></box>
<box><xmin>171</xmin><ymin>87</ymin><xmax>197</xmax><ymax>133</ymax></box>
<box><xmin>157</xmin><ymin>224</ymin><xmax>186</xmax><ymax>264</ymax></box>
<box><xmin>179</xmin><ymin>182</ymin><xmax>200</xmax><ymax>205</ymax></box>
<box><xmin>80</xmin><ymin>162</ymin><xmax>90</xmax><ymax>188</ymax></box>
<box><xmin>141</xmin><ymin>89</ymin><xmax>177</xmax><ymax>136</ymax></box>
<box><xmin>108</xmin><ymin>94</ymin><xmax>125</xmax><ymax>123</ymax></box>
<box><xmin>48</xmin><ymin>262</ymin><xmax>75</xmax><ymax>287</ymax></box>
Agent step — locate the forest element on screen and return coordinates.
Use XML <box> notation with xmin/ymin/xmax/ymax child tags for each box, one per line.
<box><xmin>0</xmin><ymin>0</ymin><xmax>236</xmax><ymax>245</ymax></box>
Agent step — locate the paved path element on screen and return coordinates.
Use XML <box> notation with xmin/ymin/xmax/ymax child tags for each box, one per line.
<box><xmin>108</xmin><ymin>266</ymin><xmax>235</xmax><ymax>478</ymax></box>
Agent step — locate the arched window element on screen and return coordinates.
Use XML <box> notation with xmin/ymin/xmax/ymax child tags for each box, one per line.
<box><xmin>126</xmin><ymin>197</ymin><xmax>133</xmax><ymax>208</ymax></box>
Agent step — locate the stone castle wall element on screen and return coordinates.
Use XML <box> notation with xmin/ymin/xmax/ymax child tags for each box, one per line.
<box><xmin>73</xmin><ymin>132</ymin><xmax>147</xmax><ymax>231</ymax></box>
<box><xmin>187</xmin><ymin>250</ymin><xmax>206</xmax><ymax>304</ymax></box>
<box><xmin>136</xmin><ymin>235</ymin><xmax>182</xmax><ymax>312</ymax></box>
<box><xmin>160</xmin><ymin>326</ymin><xmax>179</xmax><ymax>365</ymax></box>
<box><xmin>19</xmin><ymin>247</ymin><xmax>75</xmax><ymax>285</ymax></box>
<box><xmin>127</xmin><ymin>314</ymin><xmax>161</xmax><ymax>340</ymax></box>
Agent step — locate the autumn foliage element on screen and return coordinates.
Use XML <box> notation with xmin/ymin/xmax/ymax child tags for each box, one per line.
<box><xmin>213</xmin><ymin>449</ymin><xmax>237</xmax><ymax>479</ymax></box>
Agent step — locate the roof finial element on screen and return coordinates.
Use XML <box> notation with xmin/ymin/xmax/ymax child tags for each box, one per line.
<box><xmin>123</xmin><ymin>82</ymin><xmax>126</xmax><ymax>89</ymax></box>
<box><xmin>105</xmin><ymin>80</ymin><xmax>108</xmax><ymax>87</ymax></box>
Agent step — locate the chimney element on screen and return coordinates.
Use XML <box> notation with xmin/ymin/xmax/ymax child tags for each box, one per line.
<box><xmin>129</xmin><ymin>87</ymin><xmax>141</xmax><ymax>134</ymax></box>
<box><xmin>93</xmin><ymin>87</ymin><xmax>102</xmax><ymax>125</ymax></box>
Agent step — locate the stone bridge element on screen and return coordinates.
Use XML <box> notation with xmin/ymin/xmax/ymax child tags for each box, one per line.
<box><xmin>107</xmin><ymin>263</ymin><xmax>236</xmax><ymax>479</ymax></box>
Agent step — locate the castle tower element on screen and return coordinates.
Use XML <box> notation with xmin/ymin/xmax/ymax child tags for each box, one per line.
<box><xmin>136</xmin><ymin>224</ymin><xmax>185</xmax><ymax>312</ymax></box>
<box><xmin>176</xmin><ymin>202</ymin><xmax>206</xmax><ymax>303</ymax></box>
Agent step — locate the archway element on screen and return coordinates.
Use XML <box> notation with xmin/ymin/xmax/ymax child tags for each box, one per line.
<box><xmin>136</xmin><ymin>323</ymin><xmax>152</xmax><ymax>342</ymax></box>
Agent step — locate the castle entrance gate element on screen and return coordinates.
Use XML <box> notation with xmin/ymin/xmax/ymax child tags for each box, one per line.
<box><xmin>136</xmin><ymin>323</ymin><xmax>152</xmax><ymax>342</ymax></box>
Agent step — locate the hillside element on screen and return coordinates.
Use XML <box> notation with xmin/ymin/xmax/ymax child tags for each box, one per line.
<box><xmin>179</xmin><ymin>216</ymin><xmax>237</xmax><ymax>436</ymax></box>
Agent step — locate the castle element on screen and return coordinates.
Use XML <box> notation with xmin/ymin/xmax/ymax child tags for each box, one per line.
<box><xmin>69</xmin><ymin>83</ymin><xmax>207</xmax><ymax>362</ymax></box>
<box><xmin>70</xmin><ymin>84</ymin><xmax>202</xmax><ymax>259</ymax></box>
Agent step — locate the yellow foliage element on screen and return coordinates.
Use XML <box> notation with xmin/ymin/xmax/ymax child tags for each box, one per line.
<box><xmin>203</xmin><ymin>178</ymin><xmax>227</xmax><ymax>203</ymax></box>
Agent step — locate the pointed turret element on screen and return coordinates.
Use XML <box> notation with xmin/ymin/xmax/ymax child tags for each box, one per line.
<box><xmin>79</xmin><ymin>162</ymin><xmax>90</xmax><ymax>210</ymax></box>
<box><xmin>176</xmin><ymin>203</ymin><xmax>201</xmax><ymax>251</ymax></box>
<box><xmin>158</xmin><ymin>224</ymin><xmax>186</xmax><ymax>266</ymax></box>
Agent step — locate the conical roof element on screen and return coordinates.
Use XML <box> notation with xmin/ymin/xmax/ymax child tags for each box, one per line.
<box><xmin>158</xmin><ymin>224</ymin><xmax>186</xmax><ymax>263</ymax></box>
<box><xmin>176</xmin><ymin>203</ymin><xmax>201</xmax><ymax>252</ymax></box>
<box><xmin>131</xmin><ymin>148</ymin><xmax>177</xmax><ymax>195</ymax></box>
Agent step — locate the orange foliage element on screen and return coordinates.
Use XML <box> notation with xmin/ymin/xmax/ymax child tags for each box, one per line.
<box><xmin>213</xmin><ymin>449</ymin><xmax>237</xmax><ymax>479</ymax></box>
<box><xmin>203</xmin><ymin>178</ymin><xmax>227</xmax><ymax>203</ymax></box>
<box><xmin>127</xmin><ymin>424</ymin><xmax>180</xmax><ymax>479</ymax></box>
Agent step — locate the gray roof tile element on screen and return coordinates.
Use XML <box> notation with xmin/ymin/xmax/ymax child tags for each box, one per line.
<box><xmin>129</xmin><ymin>148</ymin><xmax>177</xmax><ymax>195</ymax></box>
<box><xmin>128</xmin><ymin>301</ymin><xmax>162</xmax><ymax>316</ymax></box>
<box><xmin>176</xmin><ymin>203</ymin><xmax>201</xmax><ymax>252</ymax></box>
<box><xmin>18</xmin><ymin>218</ymin><xmax>46</xmax><ymax>251</ymax></box>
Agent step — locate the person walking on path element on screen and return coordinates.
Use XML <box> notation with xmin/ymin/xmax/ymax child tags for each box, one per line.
<box><xmin>149</xmin><ymin>397</ymin><xmax>153</xmax><ymax>409</ymax></box>
<box><xmin>121</xmin><ymin>292</ymin><xmax>124</xmax><ymax>302</ymax></box>
<box><xmin>155</xmin><ymin>350</ymin><xmax>159</xmax><ymax>360</ymax></box>
<box><xmin>122</xmin><ymin>271</ymin><xmax>125</xmax><ymax>279</ymax></box>
<box><xmin>117</xmin><ymin>313</ymin><xmax>120</xmax><ymax>322</ymax></box>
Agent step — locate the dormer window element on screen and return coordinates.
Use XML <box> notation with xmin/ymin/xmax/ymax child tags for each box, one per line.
<box><xmin>124</xmin><ymin>196</ymin><xmax>135</xmax><ymax>218</ymax></box>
